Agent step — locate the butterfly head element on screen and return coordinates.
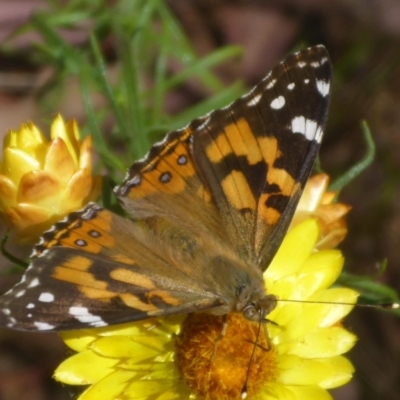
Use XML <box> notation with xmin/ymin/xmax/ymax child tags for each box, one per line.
<box><xmin>240</xmin><ymin>289</ymin><xmax>277</xmax><ymax>322</ymax></box>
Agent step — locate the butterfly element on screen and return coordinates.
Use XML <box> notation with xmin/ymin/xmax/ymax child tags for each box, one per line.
<box><xmin>0</xmin><ymin>45</ymin><xmax>331</xmax><ymax>331</ymax></box>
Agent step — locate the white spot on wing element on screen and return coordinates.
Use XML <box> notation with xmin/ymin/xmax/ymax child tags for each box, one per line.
<box><xmin>265</xmin><ymin>79</ymin><xmax>276</xmax><ymax>89</ymax></box>
<box><xmin>287</xmin><ymin>83</ymin><xmax>295</xmax><ymax>90</ymax></box>
<box><xmin>27</xmin><ymin>303</ymin><xmax>35</xmax><ymax>309</ymax></box>
<box><xmin>247</xmin><ymin>93</ymin><xmax>262</xmax><ymax>107</ymax></box>
<box><xmin>28</xmin><ymin>278</ymin><xmax>40</xmax><ymax>288</ymax></box>
<box><xmin>15</xmin><ymin>290</ymin><xmax>26</xmax><ymax>298</ymax></box>
<box><xmin>316</xmin><ymin>80</ymin><xmax>330</xmax><ymax>97</ymax></box>
<box><xmin>38</xmin><ymin>292</ymin><xmax>54</xmax><ymax>303</ymax></box>
<box><xmin>34</xmin><ymin>322</ymin><xmax>55</xmax><ymax>330</ymax></box>
<box><xmin>291</xmin><ymin>116</ymin><xmax>323</xmax><ymax>143</ymax></box>
<box><xmin>69</xmin><ymin>306</ymin><xmax>107</xmax><ymax>327</ymax></box>
<box><xmin>297</xmin><ymin>61</ymin><xmax>306</xmax><ymax>68</ymax></box>
<box><xmin>320</xmin><ymin>57</ymin><xmax>329</xmax><ymax>64</ymax></box>
<box><xmin>2</xmin><ymin>308</ymin><xmax>10</xmax><ymax>315</ymax></box>
<box><xmin>270</xmin><ymin>96</ymin><xmax>285</xmax><ymax>110</ymax></box>
<box><xmin>304</xmin><ymin>79</ymin><xmax>310</xmax><ymax>84</ymax></box>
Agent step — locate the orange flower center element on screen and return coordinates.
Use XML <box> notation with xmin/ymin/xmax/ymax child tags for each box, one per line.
<box><xmin>175</xmin><ymin>313</ymin><xmax>278</xmax><ymax>400</ymax></box>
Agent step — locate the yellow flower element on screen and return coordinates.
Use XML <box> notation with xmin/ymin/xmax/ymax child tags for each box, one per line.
<box><xmin>55</xmin><ymin>219</ymin><xmax>358</xmax><ymax>400</ymax></box>
<box><xmin>0</xmin><ymin>115</ymin><xmax>101</xmax><ymax>242</ymax></box>
<box><xmin>291</xmin><ymin>174</ymin><xmax>351</xmax><ymax>249</ymax></box>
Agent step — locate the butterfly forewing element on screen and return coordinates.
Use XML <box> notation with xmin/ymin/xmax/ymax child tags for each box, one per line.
<box><xmin>192</xmin><ymin>45</ymin><xmax>331</xmax><ymax>267</ymax></box>
<box><xmin>0</xmin><ymin>45</ymin><xmax>332</xmax><ymax>331</ymax></box>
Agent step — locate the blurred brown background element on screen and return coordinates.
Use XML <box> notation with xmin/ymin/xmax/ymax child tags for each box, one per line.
<box><xmin>1</xmin><ymin>0</ymin><xmax>400</xmax><ymax>399</ymax></box>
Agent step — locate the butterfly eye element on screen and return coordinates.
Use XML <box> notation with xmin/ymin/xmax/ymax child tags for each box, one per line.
<box><xmin>242</xmin><ymin>304</ymin><xmax>258</xmax><ymax>321</ymax></box>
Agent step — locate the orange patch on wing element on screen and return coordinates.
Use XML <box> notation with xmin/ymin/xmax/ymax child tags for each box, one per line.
<box><xmin>111</xmin><ymin>254</ymin><xmax>136</xmax><ymax>265</ymax></box>
<box><xmin>148</xmin><ymin>290</ymin><xmax>181</xmax><ymax>306</ymax></box>
<box><xmin>130</xmin><ymin>177</ymin><xmax>158</xmax><ymax>198</ymax></box>
<box><xmin>258</xmin><ymin>136</ymin><xmax>281</xmax><ymax>166</ymax></box>
<box><xmin>221</xmin><ymin>171</ymin><xmax>256</xmax><ymax>211</ymax></box>
<box><xmin>197</xmin><ymin>185</ymin><xmax>212</xmax><ymax>203</ymax></box>
<box><xmin>127</xmin><ymin>130</ymin><xmax>196</xmax><ymax>200</ymax></box>
<box><xmin>63</xmin><ymin>255</ymin><xmax>92</xmax><ymax>271</ymax></box>
<box><xmin>110</xmin><ymin>268</ymin><xmax>156</xmax><ymax>289</ymax></box>
<box><xmin>228</xmin><ymin>119</ymin><xmax>264</xmax><ymax>165</ymax></box>
<box><xmin>267</xmin><ymin>169</ymin><xmax>296</xmax><ymax>196</ymax></box>
<box><xmin>257</xmin><ymin>198</ymin><xmax>282</xmax><ymax>225</ymax></box>
<box><xmin>97</xmin><ymin>208</ymin><xmax>113</xmax><ymax>224</ymax></box>
<box><xmin>62</xmin><ymin>231</ymin><xmax>102</xmax><ymax>253</ymax></box>
<box><xmin>52</xmin><ymin>221</ymin><xmax>80</xmax><ymax>241</ymax></box>
<box><xmin>205</xmin><ymin>130</ymin><xmax>231</xmax><ymax>163</ymax></box>
<box><xmin>120</xmin><ymin>293</ymin><xmax>158</xmax><ymax>312</ymax></box>
<box><xmin>78</xmin><ymin>286</ymin><xmax>116</xmax><ymax>300</ymax></box>
<box><xmin>53</xmin><ymin>266</ymin><xmax>107</xmax><ymax>289</ymax></box>
<box><xmin>170</xmin><ymin>143</ymin><xmax>195</xmax><ymax>178</ymax></box>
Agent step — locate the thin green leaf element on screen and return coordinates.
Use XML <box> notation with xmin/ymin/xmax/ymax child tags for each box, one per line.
<box><xmin>168</xmin><ymin>81</ymin><xmax>245</xmax><ymax>131</ymax></box>
<box><xmin>338</xmin><ymin>271</ymin><xmax>399</xmax><ymax>305</ymax></box>
<box><xmin>165</xmin><ymin>46</ymin><xmax>243</xmax><ymax>92</ymax></box>
<box><xmin>80</xmin><ymin>68</ymin><xmax>125</xmax><ymax>171</ymax></box>
<box><xmin>90</xmin><ymin>34</ymin><xmax>129</xmax><ymax>142</ymax></box>
<box><xmin>330</xmin><ymin>120</ymin><xmax>376</xmax><ymax>192</ymax></box>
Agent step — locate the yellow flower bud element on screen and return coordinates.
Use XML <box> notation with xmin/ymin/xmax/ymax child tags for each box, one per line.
<box><xmin>292</xmin><ymin>174</ymin><xmax>351</xmax><ymax>249</ymax></box>
<box><xmin>0</xmin><ymin>115</ymin><xmax>101</xmax><ymax>243</ymax></box>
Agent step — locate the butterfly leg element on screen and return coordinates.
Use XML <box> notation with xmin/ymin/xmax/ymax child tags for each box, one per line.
<box><xmin>209</xmin><ymin>314</ymin><xmax>228</xmax><ymax>364</ymax></box>
<box><xmin>263</xmin><ymin>318</ymin><xmax>279</xmax><ymax>350</ymax></box>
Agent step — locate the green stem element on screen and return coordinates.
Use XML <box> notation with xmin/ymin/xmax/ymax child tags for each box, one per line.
<box><xmin>1</xmin><ymin>232</ymin><xmax>29</xmax><ymax>268</ymax></box>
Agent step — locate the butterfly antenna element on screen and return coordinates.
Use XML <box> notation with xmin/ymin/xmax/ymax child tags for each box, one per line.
<box><xmin>276</xmin><ymin>299</ymin><xmax>399</xmax><ymax>309</ymax></box>
<box><xmin>241</xmin><ymin>310</ymin><xmax>264</xmax><ymax>399</ymax></box>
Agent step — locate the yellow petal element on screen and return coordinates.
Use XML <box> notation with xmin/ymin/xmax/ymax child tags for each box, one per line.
<box><xmin>279</xmin><ymin>326</ymin><xmax>357</xmax><ymax>358</ymax></box>
<box><xmin>267</xmin><ymin>249</ymin><xmax>343</xmax><ymax>326</ymax></box>
<box><xmin>16</xmin><ymin>123</ymin><xmax>46</xmax><ymax>151</ymax></box>
<box><xmin>60</xmin><ymin>330</ymin><xmax>98</xmax><ymax>352</ymax></box>
<box><xmin>79</xmin><ymin>135</ymin><xmax>93</xmax><ymax>170</ymax></box>
<box><xmin>263</xmin><ymin>383</ymin><xmax>334</xmax><ymax>400</ymax></box>
<box><xmin>3</xmin><ymin>147</ymin><xmax>41</xmax><ymax>183</ymax></box>
<box><xmin>62</xmin><ymin>169</ymin><xmax>94</xmax><ymax>208</ymax></box>
<box><xmin>5</xmin><ymin>203</ymin><xmax>51</xmax><ymax>231</ymax></box>
<box><xmin>297</xmin><ymin>173</ymin><xmax>329</xmax><ymax>212</ymax></box>
<box><xmin>307</xmin><ymin>288</ymin><xmax>358</xmax><ymax>327</ymax></box>
<box><xmin>278</xmin><ymin>354</ymin><xmax>353</xmax><ymax>387</ymax></box>
<box><xmin>44</xmin><ymin>137</ymin><xmax>77</xmax><ymax>182</ymax></box>
<box><xmin>92</xmin><ymin>335</ymin><xmax>170</xmax><ymax>361</ymax></box>
<box><xmin>297</xmin><ymin>250</ymin><xmax>344</xmax><ymax>293</ymax></box>
<box><xmin>275</xmin><ymin>288</ymin><xmax>357</xmax><ymax>344</ymax></box>
<box><xmin>78</xmin><ymin>370</ymin><xmax>133</xmax><ymax>400</ymax></box>
<box><xmin>317</xmin><ymin>356</ymin><xmax>355</xmax><ymax>388</ymax></box>
<box><xmin>267</xmin><ymin>219</ymin><xmax>319</xmax><ymax>279</ymax></box>
<box><xmin>154</xmin><ymin>388</ymin><xmax>188</xmax><ymax>400</ymax></box>
<box><xmin>18</xmin><ymin>170</ymin><xmax>62</xmax><ymax>206</ymax></box>
<box><xmin>0</xmin><ymin>175</ymin><xmax>17</xmax><ymax>209</ymax></box>
<box><xmin>54</xmin><ymin>350</ymin><xmax>118</xmax><ymax>385</ymax></box>
<box><xmin>277</xmin><ymin>355</ymin><xmax>354</xmax><ymax>389</ymax></box>
<box><xmin>125</xmin><ymin>378</ymin><xmax>178</xmax><ymax>398</ymax></box>
<box><xmin>51</xmin><ymin>115</ymin><xmax>80</xmax><ymax>165</ymax></box>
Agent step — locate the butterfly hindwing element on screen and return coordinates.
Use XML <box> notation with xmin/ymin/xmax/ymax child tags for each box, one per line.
<box><xmin>192</xmin><ymin>45</ymin><xmax>331</xmax><ymax>268</ymax></box>
<box><xmin>115</xmin><ymin>121</ymin><xmax>225</xmax><ymax>243</ymax></box>
<box><xmin>0</xmin><ymin>204</ymin><xmax>226</xmax><ymax>330</ymax></box>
